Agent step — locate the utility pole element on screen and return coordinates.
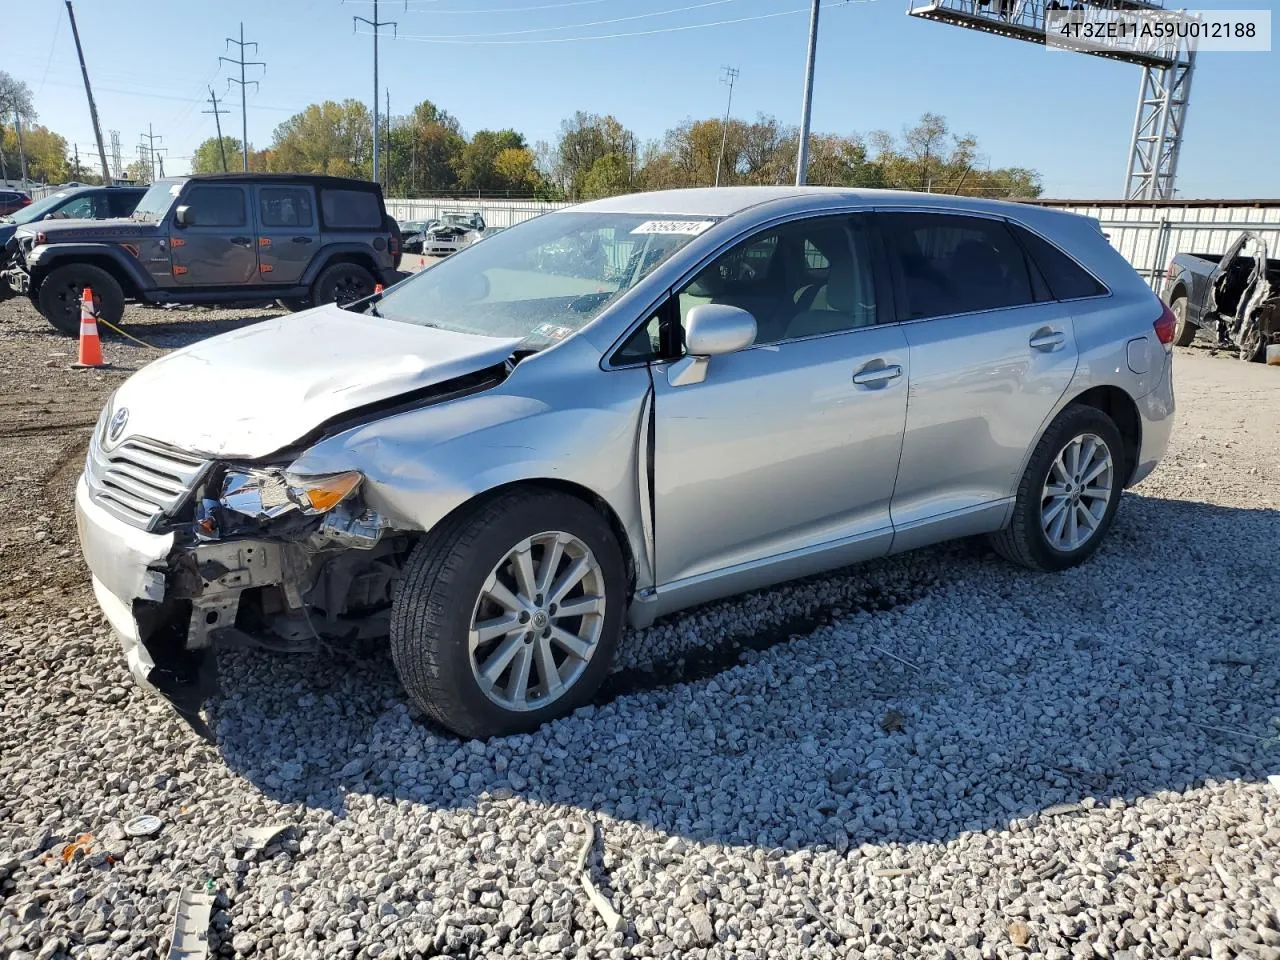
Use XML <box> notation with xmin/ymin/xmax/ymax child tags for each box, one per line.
<box><xmin>12</xmin><ymin>110</ymin><xmax>28</xmax><ymax>185</ymax></box>
<box><xmin>220</xmin><ymin>22</ymin><xmax>265</xmax><ymax>172</ymax></box>
<box><xmin>385</xmin><ymin>87</ymin><xmax>391</xmax><ymax>192</ymax></box>
<box><xmin>141</xmin><ymin>124</ymin><xmax>163</xmax><ymax>181</ymax></box>
<box><xmin>73</xmin><ymin>143</ymin><xmax>81</xmax><ymax>181</ymax></box>
<box><xmin>794</xmin><ymin>0</ymin><xmax>821</xmax><ymax>186</ymax></box>
<box><xmin>203</xmin><ymin>87</ymin><xmax>231</xmax><ymax>172</ymax></box>
<box><xmin>714</xmin><ymin>65</ymin><xmax>739</xmax><ymax>188</ymax></box>
<box><xmin>65</xmin><ymin>1</ymin><xmax>113</xmax><ymax>185</ymax></box>
<box><xmin>351</xmin><ymin>0</ymin><xmax>398</xmax><ymax>186</ymax></box>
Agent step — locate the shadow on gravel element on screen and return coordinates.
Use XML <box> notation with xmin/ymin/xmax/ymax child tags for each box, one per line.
<box><xmin>116</xmin><ymin>308</ymin><xmax>282</xmax><ymax>349</ymax></box>
<box><xmin>207</xmin><ymin>493</ymin><xmax>1280</xmax><ymax>853</ymax></box>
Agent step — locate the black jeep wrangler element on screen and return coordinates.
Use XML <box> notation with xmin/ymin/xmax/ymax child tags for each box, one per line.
<box><xmin>2</xmin><ymin>173</ymin><xmax>403</xmax><ymax>335</ymax></box>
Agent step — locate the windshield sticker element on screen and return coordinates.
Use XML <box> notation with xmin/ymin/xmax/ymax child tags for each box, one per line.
<box><xmin>530</xmin><ymin>322</ymin><xmax>574</xmax><ymax>342</ymax></box>
<box><xmin>630</xmin><ymin>219</ymin><xmax>716</xmax><ymax>236</ymax></box>
<box><xmin>169</xmin><ymin>183</ymin><xmax>182</xmax><ymax>196</ymax></box>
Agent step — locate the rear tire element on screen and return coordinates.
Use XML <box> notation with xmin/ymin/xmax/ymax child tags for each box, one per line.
<box><xmin>989</xmin><ymin>405</ymin><xmax>1126</xmax><ymax>573</ymax></box>
<box><xmin>389</xmin><ymin>489</ymin><xmax>627</xmax><ymax>739</ymax></box>
<box><xmin>37</xmin><ymin>264</ymin><xmax>125</xmax><ymax>337</ymax></box>
<box><xmin>1170</xmin><ymin>295</ymin><xmax>1196</xmax><ymax>347</ymax></box>
<box><xmin>311</xmin><ymin>262</ymin><xmax>376</xmax><ymax>309</ymax></box>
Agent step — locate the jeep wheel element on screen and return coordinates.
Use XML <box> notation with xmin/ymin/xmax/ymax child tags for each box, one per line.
<box><xmin>37</xmin><ymin>264</ymin><xmax>125</xmax><ymax>337</ymax></box>
<box><xmin>389</xmin><ymin>489</ymin><xmax>626</xmax><ymax>739</ymax></box>
<box><xmin>312</xmin><ymin>262</ymin><xmax>376</xmax><ymax>309</ymax></box>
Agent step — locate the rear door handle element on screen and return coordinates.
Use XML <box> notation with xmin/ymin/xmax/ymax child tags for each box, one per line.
<box><xmin>230</xmin><ymin>236</ymin><xmax>252</xmax><ymax>247</ymax></box>
<box><xmin>292</xmin><ymin>236</ymin><xmax>313</xmax><ymax>244</ymax></box>
<box><xmin>1029</xmin><ymin>329</ymin><xmax>1066</xmax><ymax>351</ymax></box>
<box><xmin>852</xmin><ymin>362</ymin><xmax>903</xmax><ymax>386</ymax></box>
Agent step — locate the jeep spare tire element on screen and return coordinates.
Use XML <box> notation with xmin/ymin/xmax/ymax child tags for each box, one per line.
<box><xmin>312</xmin><ymin>262</ymin><xmax>376</xmax><ymax>309</ymax></box>
<box><xmin>37</xmin><ymin>264</ymin><xmax>125</xmax><ymax>337</ymax></box>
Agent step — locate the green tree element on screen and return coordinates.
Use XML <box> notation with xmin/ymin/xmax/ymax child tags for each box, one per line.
<box><xmin>551</xmin><ymin>112</ymin><xmax>634</xmax><ymax>199</ymax></box>
<box><xmin>455</xmin><ymin>129</ymin><xmax>526</xmax><ymax>193</ymax></box>
<box><xmin>268</xmin><ymin>100</ymin><xmax>372</xmax><ymax>177</ymax></box>
<box><xmin>0</xmin><ymin>124</ymin><xmax>68</xmax><ymax>183</ymax></box>
<box><xmin>0</xmin><ymin>71</ymin><xmax>36</xmax><ymax>183</ymax></box>
<box><xmin>580</xmin><ymin>153</ymin><xmax>631</xmax><ymax>199</ymax></box>
<box><xmin>191</xmin><ymin>136</ymin><xmax>242</xmax><ymax>173</ymax></box>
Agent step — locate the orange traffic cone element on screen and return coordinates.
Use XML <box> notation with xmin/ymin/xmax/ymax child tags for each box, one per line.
<box><xmin>72</xmin><ymin>287</ymin><xmax>107</xmax><ymax>369</ymax></box>
<box><xmin>374</xmin><ymin>283</ymin><xmax>383</xmax><ymax>294</ymax></box>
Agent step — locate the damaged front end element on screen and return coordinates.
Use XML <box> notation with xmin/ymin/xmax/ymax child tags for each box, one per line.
<box><xmin>78</xmin><ymin>432</ymin><xmax>413</xmax><ymax>724</ymax></box>
<box><xmin>1204</xmin><ymin>232</ymin><xmax>1280</xmax><ymax>363</ymax></box>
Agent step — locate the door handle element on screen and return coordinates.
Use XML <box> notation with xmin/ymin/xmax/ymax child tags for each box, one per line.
<box><xmin>292</xmin><ymin>236</ymin><xmax>313</xmax><ymax>244</ymax></box>
<box><xmin>1029</xmin><ymin>329</ymin><xmax>1066</xmax><ymax>351</ymax></box>
<box><xmin>230</xmin><ymin>236</ymin><xmax>252</xmax><ymax>247</ymax></box>
<box><xmin>852</xmin><ymin>362</ymin><xmax>903</xmax><ymax>386</ymax></box>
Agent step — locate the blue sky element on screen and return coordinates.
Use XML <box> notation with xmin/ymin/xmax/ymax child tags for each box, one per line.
<box><xmin>5</xmin><ymin>0</ymin><xmax>1275</xmax><ymax>198</ymax></box>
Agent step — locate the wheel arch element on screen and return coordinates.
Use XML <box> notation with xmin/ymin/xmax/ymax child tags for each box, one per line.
<box><xmin>32</xmin><ymin>251</ymin><xmax>146</xmax><ymax>299</ymax></box>
<box><xmin>412</xmin><ymin>477</ymin><xmax>640</xmax><ymax>600</ymax></box>
<box><xmin>1065</xmin><ymin>384</ymin><xmax>1142</xmax><ymax>487</ymax></box>
<box><xmin>302</xmin><ymin>245</ymin><xmax>382</xmax><ymax>286</ymax></box>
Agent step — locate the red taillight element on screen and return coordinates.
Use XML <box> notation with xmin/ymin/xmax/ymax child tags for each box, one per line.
<box><xmin>1153</xmin><ymin>301</ymin><xmax>1176</xmax><ymax>345</ymax></box>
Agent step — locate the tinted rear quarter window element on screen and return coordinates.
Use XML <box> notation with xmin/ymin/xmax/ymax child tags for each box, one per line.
<box><xmin>881</xmin><ymin>212</ymin><xmax>1035</xmax><ymax>320</ymax></box>
<box><xmin>1010</xmin><ymin>224</ymin><xmax>1108</xmax><ymax>300</ymax></box>
<box><xmin>321</xmin><ymin>188</ymin><xmax>381</xmax><ymax>229</ymax></box>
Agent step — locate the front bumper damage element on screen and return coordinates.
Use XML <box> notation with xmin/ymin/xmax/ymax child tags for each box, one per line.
<box><xmin>75</xmin><ymin>470</ymin><xmax>399</xmax><ymax>728</ymax></box>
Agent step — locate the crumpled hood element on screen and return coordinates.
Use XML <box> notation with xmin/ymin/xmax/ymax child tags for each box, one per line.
<box><xmin>21</xmin><ymin>218</ymin><xmax>163</xmax><ymax>244</ymax></box>
<box><xmin>109</xmin><ymin>305</ymin><xmax>522</xmax><ymax>460</ymax></box>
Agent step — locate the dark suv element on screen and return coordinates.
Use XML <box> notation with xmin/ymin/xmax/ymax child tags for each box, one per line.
<box><xmin>3</xmin><ymin>173</ymin><xmax>402</xmax><ymax>335</ymax></box>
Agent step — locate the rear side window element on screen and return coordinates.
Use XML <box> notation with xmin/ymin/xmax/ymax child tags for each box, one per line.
<box><xmin>1010</xmin><ymin>224</ymin><xmax>1108</xmax><ymax>300</ymax></box>
<box><xmin>184</xmin><ymin>186</ymin><xmax>246</xmax><ymax>227</ymax></box>
<box><xmin>260</xmin><ymin>187</ymin><xmax>314</xmax><ymax>228</ymax></box>
<box><xmin>881</xmin><ymin>212</ymin><xmax>1035</xmax><ymax>320</ymax></box>
<box><xmin>321</xmin><ymin>188</ymin><xmax>381</xmax><ymax>228</ymax></box>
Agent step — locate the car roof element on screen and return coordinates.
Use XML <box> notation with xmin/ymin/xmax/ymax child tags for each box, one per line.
<box><xmin>179</xmin><ymin>172</ymin><xmax>384</xmax><ymax>192</ymax></box>
<box><xmin>570</xmin><ymin>185</ymin><xmax>1071</xmax><ymax>222</ymax></box>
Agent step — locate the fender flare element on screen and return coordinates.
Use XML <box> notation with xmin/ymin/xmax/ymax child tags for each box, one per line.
<box><xmin>29</xmin><ymin>243</ymin><xmax>156</xmax><ymax>294</ymax></box>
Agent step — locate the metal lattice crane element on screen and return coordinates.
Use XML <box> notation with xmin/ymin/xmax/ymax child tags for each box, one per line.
<box><xmin>906</xmin><ymin>0</ymin><xmax>1196</xmax><ymax>199</ymax></box>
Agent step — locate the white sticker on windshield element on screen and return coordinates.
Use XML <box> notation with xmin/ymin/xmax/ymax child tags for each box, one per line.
<box><xmin>630</xmin><ymin>219</ymin><xmax>716</xmax><ymax>236</ymax></box>
<box><xmin>169</xmin><ymin>184</ymin><xmax>182</xmax><ymax>196</ymax></box>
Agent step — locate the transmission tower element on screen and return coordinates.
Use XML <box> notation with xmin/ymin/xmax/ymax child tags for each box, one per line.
<box><xmin>109</xmin><ymin>130</ymin><xmax>122</xmax><ymax>181</ymax></box>
<box><xmin>220</xmin><ymin>22</ymin><xmax>265</xmax><ymax>172</ymax></box>
<box><xmin>906</xmin><ymin>0</ymin><xmax>1196</xmax><ymax>199</ymax></box>
<box><xmin>715</xmin><ymin>66</ymin><xmax>739</xmax><ymax>187</ymax></box>
<box><xmin>203</xmin><ymin>88</ymin><xmax>232</xmax><ymax>172</ymax></box>
<box><xmin>349</xmin><ymin>0</ymin><xmax>399</xmax><ymax>186</ymax></box>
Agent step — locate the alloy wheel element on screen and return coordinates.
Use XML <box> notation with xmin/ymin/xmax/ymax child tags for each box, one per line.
<box><xmin>1040</xmin><ymin>433</ymin><xmax>1114</xmax><ymax>552</ymax></box>
<box><xmin>468</xmin><ymin>531</ymin><xmax>606</xmax><ymax>712</ymax></box>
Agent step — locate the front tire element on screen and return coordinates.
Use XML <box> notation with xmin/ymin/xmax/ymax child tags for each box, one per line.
<box><xmin>37</xmin><ymin>264</ymin><xmax>125</xmax><ymax>336</ymax></box>
<box><xmin>1170</xmin><ymin>296</ymin><xmax>1196</xmax><ymax>347</ymax></box>
<box><xmin>989</xmin><ymin>405</ymin><xmax>1125</xmax><ymax>573</ymax></box>
<box><xmin>390</xmin><ymin>489</ymin><xmax>627</xmax><ymax>739</ymax></box>
<box><xmin>311</xmin><ymin>261</ymin><xmax>376</xmax><ymax>309</ymax></box>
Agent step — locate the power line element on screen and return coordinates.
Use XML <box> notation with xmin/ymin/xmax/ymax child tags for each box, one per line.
<box><xmin>220</xmin><ymin>22</ymin><xmax>265</xmax><ymax>172</ymax></box>
<box><xmin>203</xmin><ymin>87</ymin><xmax>231</xmax><ymax>173</ymax></box>
<box><xmin>348</xmin><ymin>0</ymin><xmax>399</xmax><ymax>187</ymax></box>
<box><xmin>381</xmin><ymin>0</ymin><xmax>872</xmax><ymax>44</ymax></box>
<box><xmin>389</xmin><ymin>0</ymin><xmax>743</xmax><ymax>39</ymax></box>
<box><xmin>715</xmin><ymin>65</ymin><xmax>738</xmax><ymax>187</ymax></box>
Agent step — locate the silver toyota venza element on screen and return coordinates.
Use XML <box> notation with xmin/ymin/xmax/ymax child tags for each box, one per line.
<box><xmin>77</xmin><ymin>187</ymin><xmax>1175</xmax><ymax>738</ymax></box>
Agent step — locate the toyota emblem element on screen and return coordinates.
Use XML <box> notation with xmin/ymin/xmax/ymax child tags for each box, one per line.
<box><xmin>108</xmin><ymin>407</ymin><xmax>129</xmax><ymax>442</ymax></box>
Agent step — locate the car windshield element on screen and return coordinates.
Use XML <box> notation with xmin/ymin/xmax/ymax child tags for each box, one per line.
<box><xmin>374</xmin><ymin>211</ymin><xmax>718</xmax><ymax>348</ymax></box>
<box><xmin>130</xmin><ymin>179</ymin><xmax>184</xmax><ymax>221</ymax></box>
<box><xmin>2</xmin><ymin>190</ymin><xmax>72</xmax><ymax>225</ymax></box>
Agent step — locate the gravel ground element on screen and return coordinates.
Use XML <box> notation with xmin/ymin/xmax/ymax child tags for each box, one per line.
<box><xmin>2</xmin><ymin>292</ymin><xmax>1280</xmax><ymax>960</ymax></box>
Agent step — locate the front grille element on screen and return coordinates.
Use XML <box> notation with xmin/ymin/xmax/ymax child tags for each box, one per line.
<box><xmin>85</xmin><ymin>432</ymin><xmax>210</xmax><ymax>530</ymax></box>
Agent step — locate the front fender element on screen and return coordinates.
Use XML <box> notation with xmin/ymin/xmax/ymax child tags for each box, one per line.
<box><xmin>286</xmin><ymin>341</ymin><xmax>655</xmax><ymax>587</ymax></box>
<box><xmin>29</xmin><ymin>243</ymin><xmax>156</xmax><ymax>293</ymax></box>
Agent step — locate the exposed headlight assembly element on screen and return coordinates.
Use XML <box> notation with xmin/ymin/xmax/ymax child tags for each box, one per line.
<box><xmin>198</xmin><ymin>468</ymin><xmax>364</xmax><ymax>537</ymax></box>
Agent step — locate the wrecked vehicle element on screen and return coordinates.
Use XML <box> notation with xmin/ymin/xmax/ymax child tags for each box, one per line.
<box><xmin>421</xmin><ymin>212</ymin><xmax>485</xmax><ymax>256</ymax></box>
<box><xmin>76</xmin><ymin>186</ymin><xmax>1174</xmax><ymax>739</ymax></box>
<box><xmin>1163</xmin><ymin>231</ymin><xmax>1280</xmax><ymax>361</ymax></box>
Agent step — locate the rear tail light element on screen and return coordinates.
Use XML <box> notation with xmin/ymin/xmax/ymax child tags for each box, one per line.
<box><xmin>1153</xmin><ymin>301</ymin><xmax>1176</xmax><ymax>346</ymax></box>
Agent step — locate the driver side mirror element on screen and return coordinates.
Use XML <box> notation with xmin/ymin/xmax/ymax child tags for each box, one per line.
<box><xmin>174</xmin><ymin>205</ymin><xmax>193</xmax><ymax>227</ymax></box>
<box><xmin>668</xmin><ymin>303</ymin><xmax>757</xmax><ymax>387</ymax></box>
